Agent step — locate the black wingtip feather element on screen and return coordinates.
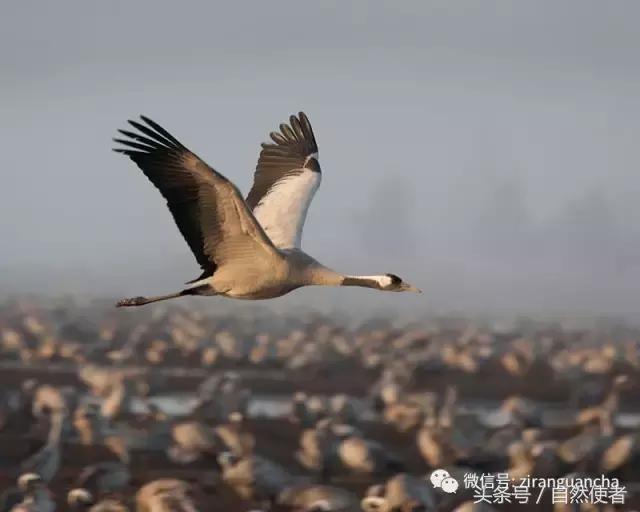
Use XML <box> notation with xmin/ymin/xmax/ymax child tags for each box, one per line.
<box><xmin>258</xmin><ymin>112</ymin><xmax>319</xmax><ymax>167</ymax></box>
<box><xmin>270</xmin><ymin>132</ymin><xmax>288</xmax><ymax>145</ymax></box>
<box><xmin>140</xmin><ymin>115</ymin><xmax>185</xmax><ymax>148</ymax></box>
<box><xmin>127</xmin><ymin>119</ymin><xmax>174</xmax><ymax>149</ymax></box>
<box><xmin>113</xmin><ymin>115</ymin><xmax>191</xmax><ymax>160</ymax></box>
<box><xmin>113</xmin><ymin>138</ymin><xmax>156</xmax><ymax>152</ymax></box>
<box><xmin>289</xmin><ymin>115</ymin><xmax>305</xmax><ymax>141</ymax></box>
<box><xmin>279</xmin><ymin>123</ymin><xmax>297</xmax><ymax>142</ymax></box>
<box><xmin>116</xmin><ymin>130</ymin><xmax>163</xmax><ymax>150</ymax></box>
<box><xmin>112</xmin><ymin>115</ymin><xmax>223</xmax><ymax>276</ymax></box>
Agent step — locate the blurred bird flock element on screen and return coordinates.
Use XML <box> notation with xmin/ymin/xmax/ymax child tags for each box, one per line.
<box><xmin>0</xmin><ymin>297</ymin><xmax>639</xmax><ymax>511</ymax></box>
<box><xmin>3</xmin><ymin>1</ymin><xmax>640</xmax><ymax>511</ymax></box>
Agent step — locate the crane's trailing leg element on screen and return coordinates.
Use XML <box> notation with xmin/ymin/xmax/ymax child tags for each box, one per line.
<box><xmin>116</xmin><ymin>292</ymin><xmax>183</xmax><ymax>307</ymax></box>
<box><xmin>116</xmin><ymin>286</ymin><xmax>208</xmax><ymax>307</ymax></box>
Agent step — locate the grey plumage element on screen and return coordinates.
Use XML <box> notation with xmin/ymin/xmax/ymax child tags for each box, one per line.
<box><xmin>20</xmin><ymin>411</ymin><xmax>65</xmax><ymax>482</ymax></box>
<box><xmin>7</xmin><ymin>475</ymin><xmax>55</xmax><ymax>512</ymax></box>
<box><xmin>277</xmin><ymin>484</ymin><xmax>358</xmax><ymax>512</ymax></box>
<box><xmin>218</xmin><ymin>452</ymin><xmax>302</xmax><ymax>502</ymax></box>
<box><xmin>75</xmin><ymin>437</ymin><xmax>130</xmax><ymax>495</ymax></box>
<box><xmin>113</xmin><ymin>113</ymin><xmax>420</xmax><ymax>307</ymax></box>
<box><xmin>135</xmin><ymin>479</ymin><xmax>196</xmax><ymax>512</ymax></box>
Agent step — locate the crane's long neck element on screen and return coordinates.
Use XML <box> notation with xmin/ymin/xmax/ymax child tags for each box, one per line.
<box><xmin>300</xmin><ymin>257</ymin><xmax>391</xmax><ymax>290</ymax></box>
<box><xmin>340</xmin><ymin>275</ymin><xmax>391</xmax><ymax>290</ymax></box>
<box><xmin>48</xmin><ymin>411</ymin><xmax>65</xmax><ymax>446</ymax></box>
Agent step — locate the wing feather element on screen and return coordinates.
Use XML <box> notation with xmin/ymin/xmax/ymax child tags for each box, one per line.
<box><xmin>246</xmin><ymin>112</ymin><xmax>321</xmax><ymax>249</ymax></box>
<box><xmin>114</xmin><ymin>117</ymin><xmax>279</xmax><ymax>281</ymax></box>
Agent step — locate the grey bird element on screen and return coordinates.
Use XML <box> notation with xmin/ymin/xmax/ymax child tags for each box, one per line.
<box><xmin>113</xmin><ymin>112</ymin><xmax>420</xmax><ymax>307</ymax></box>
<box><xmin>31</xmin><ymin>385</ymin><xmax>70</xmax><ymax>419</ymax></box>
<box><xmin>67</xmin><ymin>489</ymin><xmax>94</xmax><ymax>511</ymax></box>
<box><xmin>1</xmin><ymin>474</ymin><xmax>47</xmax><ymax>512</ymax></box>
<box><xmin>20</xmin><ymin>410</ymin><xmax>65</xmax><ymax>482</ymax></box>
<box><xmin>7</xmin><ymin>474</ymin><xmax>55</xmax><ymax>512</ymax></box>
<box><xmin>135</xmin><ymin>479</ymin><xmax>196</xmax><ymax>512</ymax></box>
<box><xmin>67</xmin><ymin>488</ymin><xmax>128</xmax><ymax>512</ymax></box>
<box><xmin>277</xmin><ymin>484</ymin><xmax>359</xmax><ymax>512</ymax></box>
<box><xmin>337</xmin><ymin>433</ymin><xmax>402</xmax><ymax>476</ymax></box>
<box><xmin>167</xmin><ymin>420</ymin><xmax>219</xmax><ymax>464</ymax></box>
<box><xmin>75</xmin><ymin>437</ymin><xmax>131</xmax><ymax>495</ymax></box>
<box><xmin>218</xmin><ymin>451</ymin><xmax>302</xmax><ymax>503</ymax></box>
<box><xmin>363</xmin><ymin>473</ymin><xmax>437</xmax><ymax>512</ymax></box>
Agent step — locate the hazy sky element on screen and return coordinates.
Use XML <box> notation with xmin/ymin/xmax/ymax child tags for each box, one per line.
<box><xmin>2</xmin><ymin>1</ymin><xmax>639</xmax><ymax>316</ymax></box>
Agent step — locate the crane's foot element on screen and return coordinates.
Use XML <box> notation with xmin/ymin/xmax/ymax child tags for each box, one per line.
<box><xmin>116</xmin><ymin>296</ymin><xmax>148</xmax><ymax>307</ymax></box>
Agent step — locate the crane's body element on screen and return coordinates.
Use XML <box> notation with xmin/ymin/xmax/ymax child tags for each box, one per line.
<box><xmin>113</xmin><ymin>112</ymin><xmax>419</xmax><ymax>307</ymax></box>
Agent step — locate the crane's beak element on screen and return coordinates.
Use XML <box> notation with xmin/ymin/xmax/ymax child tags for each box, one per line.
<box><xmin>400</xmin><ymin>282</ymin><xmax>422</xmax><ymax>293</ymax></box>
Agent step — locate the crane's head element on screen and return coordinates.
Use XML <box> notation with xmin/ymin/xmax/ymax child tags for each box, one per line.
<box><xmin>341</xmin><ymin>273</ymin><xmax>422</xmax><ymax>293</ymax></box>
<box><xmin>381</xmin><ymin>273</ymin><xmax>422</xmax><ymax>293</ymax></box>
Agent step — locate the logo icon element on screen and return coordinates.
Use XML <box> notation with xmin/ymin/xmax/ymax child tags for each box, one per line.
<box><xmin>430</xmin><ymin>469</ymin><xmax>459</xmax><ymax>494</ymax></box>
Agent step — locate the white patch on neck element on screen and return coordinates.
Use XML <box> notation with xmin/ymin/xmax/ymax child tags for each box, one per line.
<box><xmin>350</xmin><ymin>275</ymin><xmax>393</xmax><ymax>288</ymax></box>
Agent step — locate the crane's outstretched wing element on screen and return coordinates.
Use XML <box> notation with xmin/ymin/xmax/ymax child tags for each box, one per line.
<box><xmin>114</xmin><ymin>116</ymin><xmax>279</xmax><ymax>283</ymax></box>
<box><xmin>246</xmin><ymin>112</ymin><xmax>321</xmax><ymax>249</ymax></box>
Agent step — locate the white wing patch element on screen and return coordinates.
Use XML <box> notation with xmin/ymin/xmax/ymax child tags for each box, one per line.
<box><xmin>253</xmin><ymin>169</ymin><xmax>321</xmax><ymax>249</ymax></box>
